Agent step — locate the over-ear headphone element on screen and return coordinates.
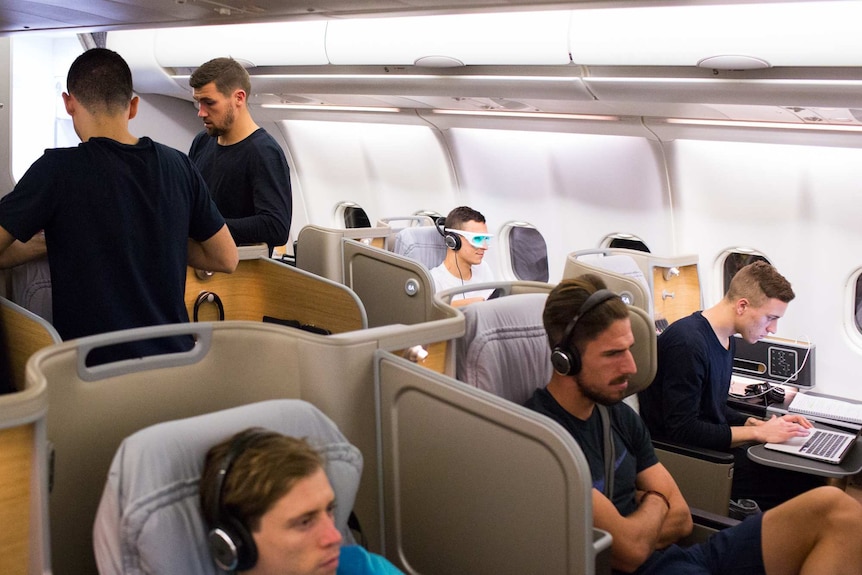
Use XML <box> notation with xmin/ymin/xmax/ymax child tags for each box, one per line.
<box><xmin>743</xmin><ymin>383</ymin><xmax>786</xmax><ymax>404</ymax></box>
<box><xmin>551</xmin><ymin>289</ymin><xmax>619</xmax><ymax>376</ymax></box>
<box><xmin>194</xmin><ymin>291</ymin><xmax>225</xmax><ymax>322</ymax></box>
<box><xmin>206</xmin><ymin>429</ymin><xmax>268</xmax><ymax>571</ymax></box>
<box><xmin>435</xmin><ymin>217</ymin><xmax>461</xmax><ymax>251</ymax></box>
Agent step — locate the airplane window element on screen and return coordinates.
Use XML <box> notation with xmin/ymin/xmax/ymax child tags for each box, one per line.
<box><xmin>854</xmin><ymin>273</ymin><xmax>862</xmax><ymax>336</ymax></box>
<box><xmin>722</xmin><ymin>251</ymin><xmax>770</xmax><ymax>293</ymax></box>
<box><xmin>343</xmin><ymin>206</ymin><xmax>371</xmax><ymax>228</ymax></box>
<box><xmin>334</xmin><ymin>201</ymin><xmax>371</xmax><ymax>228</ymax></box>
<box><xmin>602</xmin><ymin>233</ymin><xmax>650</xmax><ymax>253</ymax></box>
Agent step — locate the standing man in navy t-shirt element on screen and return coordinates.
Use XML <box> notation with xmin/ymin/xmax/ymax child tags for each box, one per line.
<box><xmin>0</xmin><ymin>48</ymin><xmax>238</xmax><ymax>363</ymax></box>
<box><xmin>189</xmin><ymin>58</ymin><xmax>292</xmax><ymax>257</ymax></box>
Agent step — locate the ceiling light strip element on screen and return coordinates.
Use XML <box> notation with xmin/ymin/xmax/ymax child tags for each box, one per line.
<box><xmin>665</xmin><ymin>118</ymin><xmax>862</xmax><ymax>132</ymax></box>
<box><xmin>260</xmin><ymin>104</ymin><xmax>401</xmax><ymax>112</ymax></box>
<box><xmin>586</xmin><ymin>77</ymin><xmax>862</xmax><ymax>88</ymax></box>
<box><xmin>431</xmin><ymin>109</ymin><xmax>618</xmax><ymax>121</ymax></box>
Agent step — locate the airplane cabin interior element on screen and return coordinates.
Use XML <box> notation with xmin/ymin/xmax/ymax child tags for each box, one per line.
<box><xmin>3</xmin><ymin>1</ymin><xmax>862</xmax><ymax>574</ymax></box>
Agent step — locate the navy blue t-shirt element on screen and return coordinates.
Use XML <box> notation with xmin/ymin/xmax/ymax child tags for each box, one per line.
<box><xmin>525</xmin><ymin>387</ymin><xmax>658</xmax><ymax>516</ymax></box>
<box><xmin>0</xmin><ymin>137</ymin><xmax>224</xmax><ymax>362</ymax></box>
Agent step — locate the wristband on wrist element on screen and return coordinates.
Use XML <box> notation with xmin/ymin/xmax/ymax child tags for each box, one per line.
<box><xmin>641</xmin><ymin>490</ymin><xmax>671</xmax><ymax>511</ymax></box>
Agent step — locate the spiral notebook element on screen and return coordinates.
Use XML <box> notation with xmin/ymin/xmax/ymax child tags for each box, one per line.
<box><xmin>788</xmin><ymin>393</ymin><xmax>862</xmax><ymax>425</ymax></box>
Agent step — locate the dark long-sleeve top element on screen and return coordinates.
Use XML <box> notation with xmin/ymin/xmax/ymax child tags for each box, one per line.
<box><xmin>189</xmin><ymin>128</ymin><xmax>291</xmax><ymax>253</ymax></box>
<box><xmin>638</xmin><ymin>311</ymin><xmax>748</xmax><ymax>450</ymax></box>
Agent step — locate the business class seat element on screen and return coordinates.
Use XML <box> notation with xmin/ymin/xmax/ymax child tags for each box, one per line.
<box><xmin>456</xmin><ymin>289</ymin><xmax>734</xmax><ymax>517</ymax></box>
<box><xmin>392</xmin><ymin>224</ymin><xmax>447</xmax><ymax>271</ymax></box>
<box><xmin>93</xmin><ymin>399</ymin><xmax>363</xmax><ymax>575</ymax></box>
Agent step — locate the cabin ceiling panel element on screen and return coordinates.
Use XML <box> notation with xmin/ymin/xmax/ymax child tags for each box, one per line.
<box><xmin>0</xmin><ymin>0</ymin><xmax>629</xmax><ymax>35</ymax></box>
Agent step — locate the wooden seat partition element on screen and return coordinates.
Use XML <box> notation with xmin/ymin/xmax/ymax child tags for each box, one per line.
<box><xmin>186</xmin><ymin>257</ymin><xmax>367</xmax><ymax>333</ymax></box>
<box><xmin>0</xmin><ymin>297</ymin><xmax>60</xmax><ymax>392</ymax></box>
<box><xmin>0</xmin><ymin>370</ymin><xmax>49</xmax><ymax>575</ymax></box>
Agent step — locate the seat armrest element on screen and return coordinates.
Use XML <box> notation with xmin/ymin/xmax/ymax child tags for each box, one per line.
<box><xmin>678</xmin><ymin>507</ymin><xmax>742</xmax><ymax>546</ymax></box>
<box><xmin>652</xmin><ymin>439</ymin><xmax>735</xmax><ymax>464</ymax></box>
<box><xmin>653</xmin><ymin>440</ymin><xmax>734</xmax><ymax>516</ymax></box>
<box><xmin>593</xmin><ymin>528</ymin><xmax>613</xmax><ymax>575</ymax></box>
<box><xmin>690</xmin><ymin>507</ymin><xmax>740</xmax><ymax>531</ymax></box>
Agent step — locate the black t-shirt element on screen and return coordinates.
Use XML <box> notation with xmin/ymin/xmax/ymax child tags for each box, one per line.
<box><xmin>0</xmin><ymin>137</ymin><xmax>225</xmax><ymax>362</ymax></box>
<box><xmin>525</xmin><ymin>387</ymin><xmax>659</xmax><ymax>516</ymax></box>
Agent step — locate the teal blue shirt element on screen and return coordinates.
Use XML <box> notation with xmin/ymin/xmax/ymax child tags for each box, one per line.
<box><xmin>337</xmin><ymin>545</ymin><xmax>402</xmax><ymax>575</ymax></box>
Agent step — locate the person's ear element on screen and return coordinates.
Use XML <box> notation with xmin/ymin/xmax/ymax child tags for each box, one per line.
<box><xmin>62</xmin><ymin>92</ymin><xmax>74</xmax><ymax>116</ymax></box>
<box><xmin>128</xmin><ymin>95</ymin><xmax>139</xmax><ymax>120</ymax></box>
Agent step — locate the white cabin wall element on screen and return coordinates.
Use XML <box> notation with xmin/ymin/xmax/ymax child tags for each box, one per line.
<box><xmin>276</xmin><ymin>119</ymin><xmax>459</xmax><ymax>236</ymax></box>
<box><xmin>668</xmin><ymin>139</ymin><xmax>862</xmax><ymax>399</ymax></box>
<box><xmin>131</xmin><ymin>94</ymin><xmax>200</xmax><ymax>152</ymax></box>
<box><xmin>442</xmin><ymin>128</ymin><xmax>673</xmax><ymax>281</ymax></box>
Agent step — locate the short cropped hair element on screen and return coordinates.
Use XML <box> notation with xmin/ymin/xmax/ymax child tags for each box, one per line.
<box><xmin>725</xmin><ymin>261</ymin><xmax>795</xmax><ymax>307</ymax></box>
<box><xmin>200</xmin><ymin>428</ymin><xmax>324</xmax><ymax>532</ymax></box>
<box><xmin>444</xmin><ymin>206</ymin><xmax>486</xmax><ymax>230</ymax></box>
<box><xmin>66</xmin><ymin>48</ymin><xmax>133</xmax><ymax>115</ymax></box>
<box><xmin>189</xmin><ymin>57</ymin><xmax>252</xmax><ymax>97</ymax></box>
<box><xmin>543</xmin><ymin>275</ymin><xmax>629</xmax><ymax>353</ymax></box>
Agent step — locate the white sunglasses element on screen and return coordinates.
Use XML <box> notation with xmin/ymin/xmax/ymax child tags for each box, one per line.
<box><xmin>445</xmin><ymin>228</ymin><xmax>494</xmax><ymax>248</ymax></box>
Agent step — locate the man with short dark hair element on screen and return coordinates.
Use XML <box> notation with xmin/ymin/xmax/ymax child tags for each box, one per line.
<box><xmin>430</xmin><ymin>205</ymin><xmax>495</xmax><ymax>306</ymax></box>
<box><xmin>200</xmin><ymin>428</ymin><xmax>402</xmax><ymax>575</ymax></box>
<box><xmin>638</xmin><ymin>261</ymin><xmax>823</xmax><ymax>510</ymax></box>
<box><xmin>0</xmin><ymin>48</ymin><xmax>237</xmax><ymax>362</ymax></box>
<box><xmin>189</xmin><ymin>57</ymin><xmax>292</xmax><ymax>256</ymax></box>
<box><xmin>525</xmin><ymin>276</ymin><xmax>862</xmax><ymax>575</ymax></box>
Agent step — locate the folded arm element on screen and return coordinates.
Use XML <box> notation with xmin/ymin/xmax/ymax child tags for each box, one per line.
<box><xmin>593</xmin><ymin>462</ymin><xmax>692</xmax><ymax>573</ymax></box>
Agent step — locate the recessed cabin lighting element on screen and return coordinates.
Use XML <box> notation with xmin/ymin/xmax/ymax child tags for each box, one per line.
<box><xmin>260</xmin><ymin>104</ymin><xmax>401</xmax><ymax>112</ymax></box>
<box><xmin>664</xmin><ymin>118</ymin><xmax>862</xmax><ymax>132</ymax></box>
<box><xmin>431</xmin><ymin>109</ymin><xmax>619</xmax><ymax>121</ymax></box>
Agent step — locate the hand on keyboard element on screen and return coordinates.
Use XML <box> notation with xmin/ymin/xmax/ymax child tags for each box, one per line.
<box><xmin>754</xmin><ymin>415</ymin><xmax>812</xmax><ymax>444</ymax></box>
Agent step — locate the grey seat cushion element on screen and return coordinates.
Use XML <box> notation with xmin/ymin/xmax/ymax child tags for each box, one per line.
<box><xmin>93</xmin><ymin>399</ymin><xmax>362</xmax><ymax>575</ymax></box>
<box><xmin>456</xmin><ymin>293</ymin><xmax>552</xmax><ymax>404</ymax></box>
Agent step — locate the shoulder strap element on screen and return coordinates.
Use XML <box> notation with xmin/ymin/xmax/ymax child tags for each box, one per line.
<box><xmin>597</xmin><ymin>404</ymin><xmax>615</xmax><ymax>499</ymax></box>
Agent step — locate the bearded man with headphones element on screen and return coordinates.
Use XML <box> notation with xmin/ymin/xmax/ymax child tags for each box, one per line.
<box><xmin>200</xmin><ymin>428</ymin><xmax>402</xmax><ymax>575</ymax></box>
<box><xmin>524</xmin><ymin>276</ymin><xmax>862</xmax><ymax>575</ymax></box>
<box><xmin>430</xmin><ymin>206</ymin><xmax>496</xmax><ymax>307</ymax></box>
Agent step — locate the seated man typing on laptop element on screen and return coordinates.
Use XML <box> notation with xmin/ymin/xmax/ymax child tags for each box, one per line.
<box><xmin>525</xmin><ymin>277</ymin><xmax>862</xmax><ymax>575</ymax></box>
<box><xmin>638</xmin><ymin>262</ymin><xmax>824</xmax><ymax>511</ymax></box>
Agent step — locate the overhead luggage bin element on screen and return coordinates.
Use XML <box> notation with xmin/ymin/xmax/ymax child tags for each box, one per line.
<box><xmin>323</xmin><ymin>11</ymin><xmax>574</xmax><ymax>66</ymax></box>
<box><xmin>569</xmin><ymin>2</ymin><xmax>862</xmax><ymax>67</ymax></box>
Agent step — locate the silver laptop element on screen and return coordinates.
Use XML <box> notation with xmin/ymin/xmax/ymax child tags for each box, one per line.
<box><xmin>764</xmin><ymin>427</ymin><xmax>858</xmax><ymax>464</ymax></box>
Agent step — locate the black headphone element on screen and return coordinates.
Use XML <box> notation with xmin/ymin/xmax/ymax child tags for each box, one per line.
<box><xmin>744</xmin><ymin>383</ymin><xmax>786</xmax><ymax>404</ymax></box>
<box><xmin>551</xmin><ymin>289</ymin><xmax>620</xmax><ymax>376</ymax></box>
<box><xmin>194</xmin><ymin>291</ymin><xmax>225</xmax><ymax>322</ymax></box>
<box><xmin>206</xmin><ymin>429</ymin><xmax>269</xmax><ymax>572</ymax></box>
<box><xmin>435</xmin><ymin>217</ymin><xmax>461</xmax><ymax>251</ymax></box>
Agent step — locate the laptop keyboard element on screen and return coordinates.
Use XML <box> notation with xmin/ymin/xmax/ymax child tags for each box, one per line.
<box><xmin>801</xmin><ymin>430</ymin><xmax>844</xmax><ymax>458</ymax></box>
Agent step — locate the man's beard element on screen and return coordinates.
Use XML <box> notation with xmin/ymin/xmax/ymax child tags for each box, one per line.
<box><xmin>577</xmin><ymin>375</ymin><xmax>629</xmax><ymax>406</ymax></box>
<box><xmin>206</xmin><ymin>106</ymin><xmax>234</xmax><ymax>137</ymax></box>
